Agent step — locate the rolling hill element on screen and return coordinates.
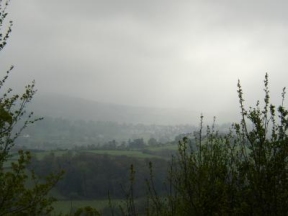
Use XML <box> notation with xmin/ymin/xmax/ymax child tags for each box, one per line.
<box><xmin>30</xmin><ymin>93</ymin><xmax>204</xmax><ymax>125</ymax></box>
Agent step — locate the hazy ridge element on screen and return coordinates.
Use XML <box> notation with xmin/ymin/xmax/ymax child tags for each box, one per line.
<box><xmin>30</xmin><ymin>93</ymin><xmax>205</xmax><ymax>125</ymax></box>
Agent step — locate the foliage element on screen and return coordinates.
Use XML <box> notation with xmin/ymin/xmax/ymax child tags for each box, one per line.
<box><xmin>0</xmin><ymin>0</ymin><xmax>64</xmax><ymax>215</ymax></box>
<box><xmin>31</xmin><ymin>152</ymin><xmax>168</xmax><ymax>201</ymax></box>
<box><xmin>0</xmin><ymin>150</ymin><xmax>63</xmax><ymax>215</ymax></box>
<box><xmin>167</xmin><ymin>74</ymin><xmax>288</xmax><ymax>215</ymax></box>
<box><xmin>116</xmin><ymin>74</ymin><xmax>288</xmax><ymax>216</ymax></box>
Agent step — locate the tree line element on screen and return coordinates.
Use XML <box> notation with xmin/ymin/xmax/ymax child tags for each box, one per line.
<box><xmin>29</xmin><ymin>151</ymin><xmax>168</xmax><ymax>200</ymax></box>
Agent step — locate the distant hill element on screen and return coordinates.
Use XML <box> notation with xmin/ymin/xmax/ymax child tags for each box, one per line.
<box><xmin>29</xmin><ymin>93</ymin><xmax>205</xmax><ymax>125</ymax></box>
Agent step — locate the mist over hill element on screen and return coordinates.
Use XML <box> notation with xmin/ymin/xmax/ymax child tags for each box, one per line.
<box><xmin>30</xmin><ymin>93</ymin><xmax>209</xmax><ymax>125</ymax></box>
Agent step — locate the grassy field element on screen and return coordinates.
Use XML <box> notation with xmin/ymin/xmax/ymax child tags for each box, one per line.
<box><xmin>3</xmin><ymin>143</ymin><xmax>179</xmax><ymax>169</ymax></box>
<box><xmin>32</xmin><ymin>150</ymin><xmax>70</xmax><ymax>160</ymax></box>
<box><xmin>31</xmin><ymin>146</ymin><xmax>177</xmax><ymax>160</ymax></box>
<box><xmin>53</xmin><ymin>199</ymin><xmax>106</xmax><ymax>214</ymax></box>
<box><xmin>82</xmin><ymin>149</ymin><xmax>160</xmax><ymax>158</ymax></box>
<box><xmin>53</xmin><ymin>199</ymin><xmax>125</xmax><ymax>215</ymax></box>
<box><xmin>146</xmin><ymin>143</ymin><xmax>178</xmax><ymax>152</ymax></box>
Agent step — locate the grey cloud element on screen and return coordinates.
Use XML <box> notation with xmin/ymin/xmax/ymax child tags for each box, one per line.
<box><xmin>2</xmin><ymin>0</ymin><xmax>288</xmax><ymax>120</ymax></box>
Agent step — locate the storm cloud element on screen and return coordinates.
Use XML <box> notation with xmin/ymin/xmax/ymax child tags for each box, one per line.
<box><xmin>2</xmin><ymin>0</ymin><xmax>288</xmax><ymax>122</ymax></box>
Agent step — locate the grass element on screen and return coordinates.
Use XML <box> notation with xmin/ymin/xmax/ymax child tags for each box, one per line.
<box><xmin>28</xmin><ymin>144</ymin><xmax>178</xmax><ymax>161</ymax></box>
<box><xmin>53</xmin><ymin>199</ymin><xmax>123</xmax><ymax>215</ymax></box>
<box><xmin>82</xmin><ymin>149</ymin><xmax>160</xmax><ymax>158</ymax></box>
<box><xmin>146</xmin><ymin>143</ymin><xmax>178</xmax><ymax>152</ymax></box>
<box><xmin>32</xmin><ymin>150</ymin><xmax>70</xmax><ymax>160</ymax></box>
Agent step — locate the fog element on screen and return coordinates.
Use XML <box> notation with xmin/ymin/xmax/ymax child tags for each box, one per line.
<box><xmin>1</xmin><ymin>0</ymin><xmax>288</xmax><ymax>123</ymax></box>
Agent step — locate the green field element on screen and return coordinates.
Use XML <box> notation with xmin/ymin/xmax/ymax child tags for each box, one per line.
<box><xmin>32</xmin><ymin>150</ymin><xmax>70</xmax><ymax>160</ymax></box>
<box><xmin>53</xmin><ymin>199</ymin><xmax>126</xmax><ymax>215</ymax></box>
<box><xmin>146</xmin><ymin>144</ymin><xmax>178</xmax><ymax>152</ymax></box>
<box><xmin>82</xmin><ymin>149</ymin><xmax>160</xmax><ymax>158</ymax></box>
<box><xmin>53</xmin><ymin>199</ymin><xmax>106</xmax><ymax>214</ymax></box>
<box><xmin>31</xmin><ymin>145</ymin><xmax>178</xmax><ymax>160</ymax></box>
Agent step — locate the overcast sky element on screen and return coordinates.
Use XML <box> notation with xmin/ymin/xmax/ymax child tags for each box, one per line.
<box><xmin>2</xmin><ymin>0</ymin><xmax>288</xmax><ymax>121</ymax></box>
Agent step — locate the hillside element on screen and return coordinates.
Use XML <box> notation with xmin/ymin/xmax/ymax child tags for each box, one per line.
<box><xmin>30</xmin><ymin>93</ymin><xmax>204</xmax><ymax>125</ymax></box>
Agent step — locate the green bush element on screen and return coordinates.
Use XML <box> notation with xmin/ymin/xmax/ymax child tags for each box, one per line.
<box><xmin>0</xmin><ymin>1</ymin><xmax>64</xmax><ymax>215</ymax></box>
<box><xmin>118</xmin><ymin>74</ymin><xmax>288</xmax><ymax>216</ymax></box>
